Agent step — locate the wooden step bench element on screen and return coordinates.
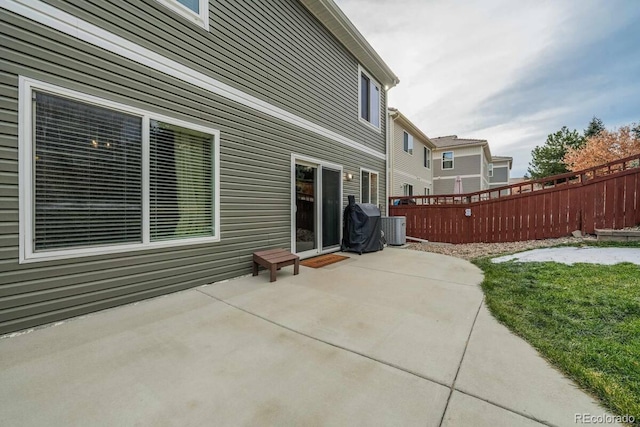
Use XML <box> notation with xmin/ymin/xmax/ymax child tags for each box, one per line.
<box><xmin>252</xmin><ymin>248</ymin><xmax>300</xmax><ymax>282</ymax></box>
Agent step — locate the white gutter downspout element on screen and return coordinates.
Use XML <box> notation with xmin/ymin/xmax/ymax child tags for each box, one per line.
<box><xmin>387</xmin><ymin>107</ymin><xmax>397</xmax><ymax>216</ymax></box>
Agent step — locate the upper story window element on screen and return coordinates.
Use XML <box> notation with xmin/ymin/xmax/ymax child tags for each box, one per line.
<box><xmin>442</xmin><ymin>151</ymin><xmax>454</xmax><ymax>169</ymax></box>
<box><xmin>19</xmin><ymin>78</ymin><xmax>220</xmax><ymax>263</ymax></box>
<box><xmin>156</xmin><ymin>0</ymin><xmax>210</xmax><ymax>31</ymax></box>
<box><xmin>403</xmin><ymin>131</ymin><xmax>413</xmax><ymax>154</ymax></box>
<box><xmin>488</xmin><ymin>163</ymin><xmax>494</xmax><ymax>177</ymax></box>
<box><xmin>358</xmin><ymin>67</ymin><xmax>381</xmax><ymax>130</ymax></box>
<box><xmin>424</xmin><ymin>146</ymin><xmax>431</xmax><ymax>168</ymax></box>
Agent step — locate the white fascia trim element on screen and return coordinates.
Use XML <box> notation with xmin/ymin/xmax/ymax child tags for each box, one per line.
<box><xmin>155</xmin><ymin>0</ymin><xmax>209</xmax><ymax>31</ymax></box>
<box><xmin>3</xmin><ymin>0</ymin><xmax>385</xmax><ymax>161</ymax></box>
<box><xmin>19</xmin><ymin>77</ymin><xmax>221</xmax><ymax>263</ymax></box>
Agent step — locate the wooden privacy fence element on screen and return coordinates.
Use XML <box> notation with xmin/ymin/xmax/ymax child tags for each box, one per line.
<box><xmin>389</xmin><ymin>154</ymin><xmax>640</xmax><ymax>244</ymax></box>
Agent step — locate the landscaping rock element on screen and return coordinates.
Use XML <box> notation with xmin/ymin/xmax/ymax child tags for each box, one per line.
<box><xmin>407</xmin><ymin>236</ymin><xmax>591</xmax><ymax>260</ymax></box>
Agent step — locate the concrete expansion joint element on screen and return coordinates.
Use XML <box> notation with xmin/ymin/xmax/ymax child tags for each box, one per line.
<box><xmin>195</xmin><ymin>289</ymin><xmax>554</xmax><ymax>426</ymax></box>
<box><xmin>438</xmin><ymin>297</ymin><xmax>484</xmax><ymax>427</ymax></box>
<box><xmin>452</xmin><ymin>389</ymin><xmax>558</xmax><ymax>427</ymax></box>
<box><xmin>194</xmin><ymin>288</ymin><xmax>450</xmax><ymax>388</ymax></box>
<box><xmin>438</xmin><ymin>297</ymin><xmax>557</xmax><ymax>427</ymax></box>
<box><xmin>348</xmin><ymin>264</ymin><xmax>481</xmax><ymax>289</ymax></box>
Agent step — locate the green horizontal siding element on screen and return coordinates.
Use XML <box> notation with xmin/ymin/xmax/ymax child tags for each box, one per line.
<box><xmin>0</xmin><ymin>6</ymin><xmax>387</xmax><ymax>334</ymax></box>
<box><xmin>38</xmin><ymin>0</ymin><xmax>386</xmax><ymax>153</ymax></box>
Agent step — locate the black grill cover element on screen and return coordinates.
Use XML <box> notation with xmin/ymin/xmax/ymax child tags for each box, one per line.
<box><xmin>341</xmin><ymin>195</ymin><xmax>383</xmax><ymax>254</ymax></box>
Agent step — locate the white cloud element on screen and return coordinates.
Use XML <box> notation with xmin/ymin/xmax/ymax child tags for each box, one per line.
<box><xmin>334</xmin><ymin>0</ymin><xmax>637</xmax><ymax>177</ymax></box>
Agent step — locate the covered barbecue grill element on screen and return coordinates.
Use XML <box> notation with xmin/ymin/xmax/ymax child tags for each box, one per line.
<box><xmin>341</xmin><ymin>195</ymin><xmax>383</xmax><ymax>254</ymax></box>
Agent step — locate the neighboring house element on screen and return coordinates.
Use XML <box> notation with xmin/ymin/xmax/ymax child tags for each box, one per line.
<box><xmin>431</xmin><ymin>135</ymin><xmax>492</xmax><ymax>194</ymax></box>
<box><xmin>388</xmin><ymin>108</ymin><xmax>435</xmax><ymax>198</ymax></box>
<box><xmin>489</xmin><ymin>156</ymin><xmax>513</xmax><ymax>189</ymax></box>
<box><xmin>0</xmin><ymin>0</ymin><xmax>398</xmax><ymax>334</ymax></box>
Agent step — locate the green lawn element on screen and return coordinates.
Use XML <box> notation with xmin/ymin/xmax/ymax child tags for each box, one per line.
<box><xmin>474</xmin><ymin>257</ymin><xmax>640</xmax><ymax>422</ymax></box>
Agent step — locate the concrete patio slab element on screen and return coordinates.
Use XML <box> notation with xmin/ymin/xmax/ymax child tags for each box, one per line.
<box><xmin>442</xmin><ymin>391</ymin><xmax>547</xmax><ymax>427</ymax></box>
<box><xmin>455</xmin><ymin>305</ymin><xmax>619</xmax><ymax>426</ymax></box>
<box><xmin>200</xmin><ymin>252</ymin><xmax>484</xmax><ymax>385</ymax></box>
<box><xmin>0</xmin><ymin>289</ymin><xmax>449</xmax><ymax>426</ymax></box>
<box><xmin>0</xmin><ymin>247</ymin><xmax>621</xmax><ymax>426</ymax></box>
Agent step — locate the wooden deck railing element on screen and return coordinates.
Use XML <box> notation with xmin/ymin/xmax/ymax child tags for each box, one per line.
<box><xmin>389</xmin><ymin>154</ymin><xmax>640</xmax><ymax>243</ymax></box>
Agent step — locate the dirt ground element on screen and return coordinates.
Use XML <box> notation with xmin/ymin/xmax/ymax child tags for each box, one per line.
<box><xmin>407</xmin><ymin>236</ymin><xmax>594</xmax><ymax>261</ymax></box>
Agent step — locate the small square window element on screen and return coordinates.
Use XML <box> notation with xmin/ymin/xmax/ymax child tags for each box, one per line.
<box><xmin>442</xmin><ymin>151</ymin><xmax>454</xmax><ymax>170</ymax></box>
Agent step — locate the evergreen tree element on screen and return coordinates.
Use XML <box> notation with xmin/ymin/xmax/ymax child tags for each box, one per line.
<box><xmin>527</xmin><ymin>126</ymin><xmax>585</xmax><ymax>179</ymax></box>
<box><xmin>584</xmin><ymin>116</ymin><xmax>605</xmax><ymax>139</ymax></box>
<box><xmin>632</xmin><ymin>121</ymin><xmax>640</xmax><ymax>140</ymax></box>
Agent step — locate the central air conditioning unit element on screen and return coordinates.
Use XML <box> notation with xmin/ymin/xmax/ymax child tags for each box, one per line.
<box><xmin>381</xmin><ymin>216</ymin><xmax>406</xmax><ymax>246</ymax></box>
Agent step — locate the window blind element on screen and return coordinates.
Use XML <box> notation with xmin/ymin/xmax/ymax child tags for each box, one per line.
<box><xmin>361</xmin><ymin>170</ymin><xmax>370</xmax><ymax>203</ymax></box>
<box><xmin>150</xmin><ymin>121</ymin><xmax>213</xmax><ymax>241</ymax></box>
<box><xmin>34</xmin><ymin>92</ymin><xmax>142</xmax><ymax>250</ymax></box>
<box><xmin>370</xmin><ymin>173</ymin><xmax>378</xmax><ymax>205</ymax></box>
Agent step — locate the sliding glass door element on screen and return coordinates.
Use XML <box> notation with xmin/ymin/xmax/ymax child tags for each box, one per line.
<box><xmin>294</xmin><ymin>159</ymin><xmax>342</xmax><ymax>257</ymax></box>
<box><xmin>295</xmin><ymin>164</ymin><xmax>317</xmax><ymax>254</ymax></box>
<box><xmin>321</xmin><ymin>168</ymin><xmax>341</xmax><ymax>250</ymax></box>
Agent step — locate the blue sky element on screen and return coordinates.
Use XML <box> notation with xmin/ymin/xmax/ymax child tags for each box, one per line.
<box><xmin>335</xmin><ymin>0</ymin><xmax>640</xmax><ymax>176</ymax></box>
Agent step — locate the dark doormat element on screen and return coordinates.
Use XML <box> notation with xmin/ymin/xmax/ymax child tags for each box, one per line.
<box><xmin>300</xmin><ymin>253</ymin><xmax>350</xmax><ymax>268</ymax></box>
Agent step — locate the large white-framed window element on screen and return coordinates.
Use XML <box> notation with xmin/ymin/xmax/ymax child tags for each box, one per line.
<box><xmin>358</xmin><ymin>66</ymin><xmax>381</xmax><ymax>131</ymax></box>
<box><xmin>442</xmin><ymin>151</ymin><xmax>454</xmax><ymax>170</ymax></box>
<box><xmin>488</xmin><ymin>163</ymin><xmax>494</xmax><ymax>177</ymax></box>
<box><xmin>424</xmin><ymin>146</ymin><xmax>431</xmax><ymax>168</ymax></box>
<box><xmin>403</xmin><ymin>183</ymin><xmax>413</xmax><ymax>196</ymax></box>
<box><xmin>155</xmin><ymin>0</ymin><xmax>210</xmax><ymax>31</ymax></box>
<box><xmin>360</xmin><ymin>168</ymin><xmax>379</xmax><ymax>205</ymax></box>
<box><xmin>403</xmin><ymin>131</ymin><xmax>413</xmax><ymax>155</ymax></box>
<box><xmin>18</xmin><ymin>77</ymin><xmax>220</xmax><ymax>263</ymax></box>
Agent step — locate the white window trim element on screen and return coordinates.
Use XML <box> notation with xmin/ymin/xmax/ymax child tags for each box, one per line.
<box><xmin>402</xmin><ymin>131</ymin><xmax>413</xmax><ymax>155</ymax></box>
<box><xmin>442</xmin><ymin>151</ymin><xmax>454</xmax><ymax>170</ymax></box>
<box><xmin>424</xmin><ymin>146</ymin><xmax>431</xmax><ymax>169</ymax></box>
<box><xmin>155</xmin><ymin>0</ymin><xmax>209</xmax><ymax>31</ymax></box>
<box><xmin>18</xmin><ymin>77</ymin><xmax>221</xmax><ymax>264</ymax></box>
<box><xmin>290</xmin><ymin>154</ymin><xmax>343</xmax><ymax>258</ymax></box>
<box><xmin>357</xmin><ymin>65</ymin><xmax>382</xmax><ymax>133</ymax></box>
<box><xmin>488</xmin><ymin>163</ymin><xmax>494</xmax><ymax>177</ymax></box>
<box><xmin>402</xmin><ymin>183</ymin><xmax>413</xmax><ymax>196</ymax></box>
<box><xmin>359</xmin><ymin>167</ymin><xmax>380</xmax><ymax>205</ymax></box>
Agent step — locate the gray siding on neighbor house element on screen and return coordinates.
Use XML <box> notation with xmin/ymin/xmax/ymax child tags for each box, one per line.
<box><xmin>432</xmin><ymin>154</ymin><xmax>481</xmax><ymax>178</ymax></box>
<box><xmin>390</xmin><ymin>121</ymin><xmax>432</xmax><ymax>196</ymax></box>
<box><xmin>490</xmin><ymin>166</ymin><xmax>509</xmax><ymax>184</ymax></box>
<box><xmin>433</xmin><ymin>177</ymin><xmax>481</xmax><ymax>195</ymax></box>
<box><xmin>0</xmin><ymin>3</ymin><xmax>386</xmax><ymax>334</ymax></box>
<box><xmin>36</xmin><ymin>0</ymin><xmax>386</xmax><ymax>154</ymax></box>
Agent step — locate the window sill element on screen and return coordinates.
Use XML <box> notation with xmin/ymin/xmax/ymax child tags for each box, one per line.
<box><xmin>358</xmin><ymin>116</ymin><xmax>382</xmax><ymax>133</ymax></box>
<box><xmin>155</xmin><ymin>0</ymin><xmax>210</xmax><ymax>31</ymax></box>
<box><xmin>20</xmin><ymin>235</ymin><xmax>221</xmax><ymax>264</ymax></box>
